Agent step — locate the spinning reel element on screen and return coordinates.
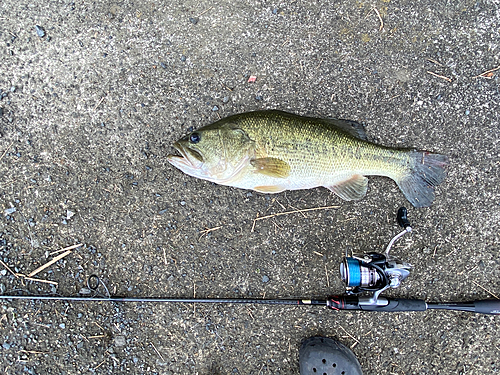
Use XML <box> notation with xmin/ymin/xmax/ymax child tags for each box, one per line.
<box><xmin>339</xmin><ymin>207</ymin><xmax>412</xmax><ymax>307</ymax></box>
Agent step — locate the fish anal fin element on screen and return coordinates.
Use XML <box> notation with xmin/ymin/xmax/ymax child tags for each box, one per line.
<box><xmin>250</xmin><ymin>157</ymin><xmax>290</xmax><ymax>178</ymax></box>
<box><xmin>326</xmin><ymin>175</ymin><xmax>369</xmax><ymax>201</ymax></box>
<box><xmin>253</xmin><ymin>185</ymin><xmax>285</xmax><ymax>193</ymax></box>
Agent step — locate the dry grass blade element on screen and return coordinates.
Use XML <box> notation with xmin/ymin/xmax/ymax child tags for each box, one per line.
<box><xmin>22</xmin><ymin>276</ymin><xmax>58</xmax><ymax>285</ymax></box>
<box><xmin>473</xmin><ymin>65</ymin><xmax>500</xmax><ymax>79</ymax></box>
<box><xmin>27</xmin><ymin>251</ymin><xmax>72</xmax><ymax>277</ymax></box>
<box><xmin>49</xmin><ymin>243</ymin><xmax>84</xmax><ymax>256</ymax></box>
<box><xmin>151</xmin><ymin>342</ymin><xmax>165</xmax><ymax>361</ymax></box>
<box><xmin>373</xmin><ymin>7</ymin><xmax>384</xmax><ymax>31</ymax></box>
<box><xmin>251</xmin><ymin>205</ymin><xmax>339</xmax><ymax>232</ymax></box>
<box><xmin>0</xmin><ymin>258</ymin><xmax>18</xmax><ymax>278</ymax></box>
<box><xmin>0</xmin><ymin>140</ymin><xmax>15</xmax><ymax>162</ymax></box>
<box><xmin>198</xmin><ymin>226</ymin><xmax>222</xmax><ymax>240</ymax></box>
<box><xmin>427</xmin><ymin>71</ymin><xmax>452</xmax><ymax>82</ymax></box>
<box><xmin>471</xmin><ymin>280</ymin><xmax>499</xmax><ymax>299</ymax></box>
<box><xmin>28</xmin><ymin>243</ymin><xmax>82</xmax><ymax>277</ymax></box>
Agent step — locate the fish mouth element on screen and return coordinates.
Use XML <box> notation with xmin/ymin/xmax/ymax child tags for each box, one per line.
<box><xmin>167</xmin><ymin>142</ymin><xmax>204</xmax><ymax>169</ymax></box>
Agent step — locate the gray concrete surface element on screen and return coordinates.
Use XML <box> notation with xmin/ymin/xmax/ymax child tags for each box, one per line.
<box><xmin>0</xmin><ymin>0</ymin><xmax>499</xmax><ymax>374</ymax></box>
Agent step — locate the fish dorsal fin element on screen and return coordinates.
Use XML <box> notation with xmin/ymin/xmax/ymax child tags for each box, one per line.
<box><xmin>250</xmin><ymin>157</ymin><xmax>291</xmax><ymax>178</ymax></box>
<box><xmin>326</xmin><ymin>174</ymin><xmax>369</xmax><ymax>201</ymax></box>
<box><xmin>324</xmin><ymin>119</ymin><xmax>368</xmax><ymax>141</ymax></box>
<box><xmin>253</xmin><ymin>185</ymin><xmax>286</xmax><ymax>193</ymax></box>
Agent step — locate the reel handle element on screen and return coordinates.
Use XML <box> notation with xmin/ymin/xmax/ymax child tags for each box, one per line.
<box><xmin>397</xmin><ymin>207</ymin><xmax>411</xmax><ymax>229</ymax></box>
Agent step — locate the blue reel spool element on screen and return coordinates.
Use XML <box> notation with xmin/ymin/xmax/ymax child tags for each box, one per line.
<box><xmin>340</xmin><ymin>257</ymin><xmax>362</xmax><ymax>287</ymax></box>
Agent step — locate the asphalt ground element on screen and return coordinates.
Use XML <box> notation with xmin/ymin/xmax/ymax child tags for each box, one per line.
<box><xmin>0</xmin><ymin>1</ymin><xmax>499</xmax><ymax>374</ymax></box>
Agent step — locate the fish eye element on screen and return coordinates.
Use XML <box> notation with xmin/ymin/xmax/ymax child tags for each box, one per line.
<box><xmin>189</xmin><ymin>132</ymin><xmax>201</xmax><ymax>144</ymax></box>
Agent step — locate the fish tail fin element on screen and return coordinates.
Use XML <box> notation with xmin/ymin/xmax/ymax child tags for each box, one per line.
<box><xmin>396</xmin><ymin>151</ymin><xmax>448</xmax><ymax>208</ymax></box>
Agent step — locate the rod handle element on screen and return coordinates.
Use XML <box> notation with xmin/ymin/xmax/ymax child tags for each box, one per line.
<box><xmin>474</xmin><ymin>300</ymin><xmax>500</xmax><ymax>315</ymax></box>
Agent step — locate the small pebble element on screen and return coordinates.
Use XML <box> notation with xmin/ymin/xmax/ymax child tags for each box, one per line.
<box><xmin>2</xmin><ymin>342</ymin><xmax>11</xmax><ymax>350</ymax></box>
<box><xmin>160</xmin><ymin>62</ymin><xmax>167</xmax><ymax>69</ymax></box>
<box><xmin>465</xmin><ymin>109</ymin><xmax>470</xmax><ymax>115</ymax></box>
<box><xmin>114</xmin><ymin>336</ymin><xmax>126</xmax><ymax>346</ymax></box>
<box><xmin>262</xmin><ymin>275</ymin><xmax>269</xmax><ymax>283</ymax></box>
<box><xmin>255</xmin><ymin>95</ymin><xmax>263</xmax><ymax>101</ymax></box>
<box><xmin>189</xmin><ymin>17</ymin><xmax>199</xmax><ymax>25</ymax></box>
<box><xmin>223</xmin><ymin>96</ymin><xmax>229</xmax><ymax>103</ymax></box>
<box><xmin>10</xmin><ymin>87</ymin><xmax>15</xmax><ymax>93</ymax></box>
<box><xmin>59</xmin><ymin>323</ymin><xmax>66</xmax><ymax>329</ymax></box>
<box><xmin>35</xmin><ymin>25</ymin><xmax>45</xmax><ymax>38</ymax></box>
<box><xmin>180</xmin><ymin>55</ymin><xmax>186</xmax><ymax>62</ymax></box>
<box><xmin>180</xmin><ymin>201</ymin><xmax>186</xmax><ymax>206</ymax></box>
<box><xmin>66</xmin><ymin>210</ymin><xmax>75</xmax><ymax>220</ymax></box>
<box><xmin>4</xmin><ymin>207</ymin><xmax>16</xmax><ymax>215</ymax></box>
<box><xmin>212</xmin><ymin>105</ymin><xmax>219</xmax><ymax>111</ymax></box>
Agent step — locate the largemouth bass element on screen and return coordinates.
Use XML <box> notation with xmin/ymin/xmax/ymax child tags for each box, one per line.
<box><xmin>167</xmin><ymin>110</ymin><xmax>448</xmax><ymax>207</ymax></box>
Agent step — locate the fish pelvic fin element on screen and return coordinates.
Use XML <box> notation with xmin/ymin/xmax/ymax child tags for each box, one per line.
<box><xmin>396</xmin><ymin>151</ymin><xmax>448</xmax><ymax>208</ymax></box>
<box><xmin>326</xmin><ymin>174</ymin><xmax>369</xmax><ymax>201</ymax></box>
<box><xmin>253</xmin><ymin>185</ymin><xmax>286</xmax><ymax>193</ymax></box>
<box><xmin>250</xmin><ymin>157</ymin><xmax>291</xmax><ymax>178</ymax></box>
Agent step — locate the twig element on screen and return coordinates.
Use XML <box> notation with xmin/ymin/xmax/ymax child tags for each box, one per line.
<box><xmin>427</xmin><ymin>58</ymin><xmax>443</xmax><ymax>66</ymax></box>
<box><xmin>28</xmin><ymin>244</ymin><xmax>82</xmax><ymax>277</ymax></box>
<box><xmin>93</xmin><ymin>96</ymin><xmax>105</xmax><ymax>111</ymax></box>
<box><xmin>312</xmin><ymin>251</ymin><xmax>323</xmax><ymax>257</ymax></box>
<box><xmin>198</xmin><ymin>226</ymin><xmax>222</xmax><ymax>240</ymax></box>
<box><xmin>473</xmin><ymin>65</ymin><xmax>500</xmax><ymax>79</ymax></box>
<box><xmin>0</xmin><ymin>259</ymin><xmax>18</xmax><ymax>278</ymax></box>
<box><xmin>471</xmin><ymin>280</ymin><xmax>499</xmax><ymax>299</ymax></box>
<box><xmin>49</xmin><ymin>243</ymin><xmax>83</xmax><ymax>256</ymax></box>
<box><xmin>427</xmin><ymin>71</ymin><xmax>452</xmax><ymax>82</ymax></box>
<box><xmin>325</xmin><ymin>264</ymin><xmax>330</xmax><ymax>288</ymax></box>
<box><xmin>94</xmin><ymin>360</ymin><xmax>106</xmax><ymax>370</ymax></box>
<box><xmin>197</xmin><ymin>6</ymin><xmax>213</xmax><ymax>17</ymax></box>
<box><xmin>251</xmin><ymin>205</ymin><xmax>339</xmax><ymax>232</ymax></box>
<box><xmin>19</xmin><ymin>350</ymin><xmax>48</xmax><ymax>355</ymax></box>
<box><xmin>22</xmin><ymin>276</ymin><xmax>58</xmax><ymax>286</ymax></box>
<box><xmin>339</xmin><ymin>325</ymin><xmax>360</xmax><ymax>348</ymax></box>
<box><xmin>28</xmin><ymin>248</ymin><xmax>76</xmax><ymax>277</ymax></box>
<box><xmin>0</xmin><ymin>140</ymin><xmax>15</xmax><ymax>162</ymax></box>
<box><xmin>151</xmin><ymin>342</ymin><xmax>165</xmax><ymax>361</ymax></box>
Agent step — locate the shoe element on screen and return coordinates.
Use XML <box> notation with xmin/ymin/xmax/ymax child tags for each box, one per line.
<box><xmin>299</xmin><ymin>336</ymin><xmax>363</xmax><ymax>375</ymax></box>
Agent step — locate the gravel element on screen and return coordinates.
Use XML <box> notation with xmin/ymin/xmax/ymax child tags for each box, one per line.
<box><xmin>0</xmin><ymin>1</ymin><xmax>498</xmax><ymax>374</ymax></box>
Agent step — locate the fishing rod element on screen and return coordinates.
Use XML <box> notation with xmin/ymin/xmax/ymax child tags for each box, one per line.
<box><xmin>0</xmin><ymin>208</ymin><xmax>499</xmax><ymax>315</ymax></box>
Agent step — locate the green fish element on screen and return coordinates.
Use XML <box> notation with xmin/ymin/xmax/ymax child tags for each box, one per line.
<box><xmin>167</xmin><ymin>110</ymin><xmax>448</xmax><ymax>207</ymax></box>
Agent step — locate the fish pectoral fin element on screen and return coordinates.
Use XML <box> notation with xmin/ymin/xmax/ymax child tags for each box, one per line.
<box><xmin>250</xmin><ymin>157</ymin><xmax>290</xmax><ymax>178</ymax></box>
<box><xmin>326</xmin><ymin>175</ymin><xmax>369</xmax><ymax>201</ymax></box>
<box><xmin>253</xmin><ymin>185</ymin><xmax>286</xmax><ymax>193</ymax></box>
